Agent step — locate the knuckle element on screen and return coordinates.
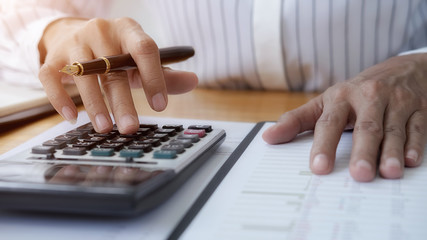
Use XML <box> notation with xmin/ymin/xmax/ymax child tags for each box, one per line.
<box><xmin>384</xmin><ymin>124</ymin><xmax>406</xmax><ymax>139</ymax></box>
<box><xmin>324</xmin><ymin>83</ymin><xmax>350</xmax><ymax>103</ymax></box>
<box><xmin>133</xmin><ymin>37</ymin><xmax>158</xmax><ymax>55</ymax></box>
<box><xmin>38</xmin><ymin>65</ymin><xmax>50</xmax><ymax>81</ymax></box>
<box><xmin>360</xmin><ymin>80</ymin><xmax>385</xmax><ymax>101</ymax></box>
<box><xmin>101</xmin><ymin>72</ymin><xmax>128</xmax><ymax>90</ymax></box>
<box><xmin>86</xmin><ymin>18</ymin><xmax>109</xmax><ymax>30</ymax></box>
<box><xmin>407</xmin><ymin>113</ymin><xmax>427</xmax><ymax>136</ymax></box>
<box><xmin>316</xmin><ymin>112</ymin><xmax>344</xmax><ymax>128</ymax></box>
<box><xmin>84</xmin><ymin>18</ymin><xmax>111</xmax><ymax>43</ymax></box>
<box><xmin>142</xmin><ymin>76</ymin><xmax>164</xmax><ymax>90</ymax></box>
<box><xmin>391</xmin><ymin>86</ymin><xmax>412</xmax><ymax>104</ymax></box>
<box><xmin>114</xmin><ymin>17</ymin><xmax>138</xmax><ymax>26</ymax></box>
<box><xmin>354</xmin><ymin>120</ymin><xmax>383</xmax><ymax>139</ymax></box>
<box><xmin>407</xmin><ymin>122</ymin><xmax>426</xmax><ymax>136</ymax></box>
<box><xmin>38</xmin><ymin>64</ymin><xmax>55</xmax><ymax>84</ymax></box>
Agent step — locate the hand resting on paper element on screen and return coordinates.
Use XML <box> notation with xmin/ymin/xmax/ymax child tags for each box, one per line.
<box><xmin>263</xmin><ymin>54</ymin><xmax>427</xmax><ymax>182</ymax></box>
<box><xmin>38</xmin><ymin>17</ymin><xmax>198</xmax><ymax>134</ymax></box>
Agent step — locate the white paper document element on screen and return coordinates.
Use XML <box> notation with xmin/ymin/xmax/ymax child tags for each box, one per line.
<box><xmin>0</xmin><ymin>112</ymin><xmax>255</xmax><ymax>240</ymax></box>
<box><xmin>182</xmin><ymin>122</ymin><xmax>427</xmax><ymax>240</ymax></box>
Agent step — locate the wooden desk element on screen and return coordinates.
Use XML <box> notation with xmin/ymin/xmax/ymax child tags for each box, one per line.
<box><xmin>0</xmin><ymin>88</ymin><xmax>317</xmax><ymax>154</ymax></box>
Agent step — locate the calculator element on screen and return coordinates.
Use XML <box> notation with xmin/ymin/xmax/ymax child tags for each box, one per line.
<box><xmin>0</xmin><ymin>122</ymin><xmax>225</xmax><ymax>216</ymax></box>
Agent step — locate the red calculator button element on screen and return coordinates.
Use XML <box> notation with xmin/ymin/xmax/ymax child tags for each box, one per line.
<box><xmin>183</xmin><ymin>129</ymin><xmax>206</xmax><ymax>138</ymax></box>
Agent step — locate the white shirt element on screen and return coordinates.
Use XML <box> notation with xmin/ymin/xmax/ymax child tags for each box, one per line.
<box><xmin>1</xmin><ymin>0</ymin><xmax>427</xmax><ymax>91</ymax></box>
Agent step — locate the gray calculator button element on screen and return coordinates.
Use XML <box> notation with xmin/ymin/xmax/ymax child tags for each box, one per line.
<box><xmin>63</xmin><ymin>147</ymin><xmax>87</xmax><ymax>155</ymax></box>
<box><xmin>32</xmin><ymin>145</ymin><xmax>55</xmax><ymax>154</ymax></box>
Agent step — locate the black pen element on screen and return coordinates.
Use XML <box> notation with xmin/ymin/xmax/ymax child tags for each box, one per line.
<box><xmin>60</xmin><ymin>46</ymin><xmax>195</xmax><ymax>76</ymax></box>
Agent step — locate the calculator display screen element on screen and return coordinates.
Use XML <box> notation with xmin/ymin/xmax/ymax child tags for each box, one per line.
<box><xmin>0</xmin><ymin>161</ymin><xmax>165</xmax><ymax>187</ymax></box>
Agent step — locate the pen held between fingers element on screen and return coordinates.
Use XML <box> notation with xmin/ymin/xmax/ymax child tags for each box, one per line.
<box><xmin>60</xmin><ymin>46</ymin><xmax>195</xmax><ymax>76</ymax></box>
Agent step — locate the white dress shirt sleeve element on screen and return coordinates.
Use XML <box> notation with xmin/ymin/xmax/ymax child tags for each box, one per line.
<box><xmin>398</xmin><ymin>47</ymin><xmax>427</xmax><ymax>56</ymax></box>
<box><xmin>0</xmin><ymin>0</ymin><xmax>109</xmax><ymax>88</ymax></box>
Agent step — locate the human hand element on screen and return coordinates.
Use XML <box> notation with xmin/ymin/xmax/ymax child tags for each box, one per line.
<box><xmin>38</xmin><ymin>17</ymin><xmax>198</xmax><ymax>134</ymax></box>
<box><xmin>262</xmin><ymin>54</ymin><xmax>427</xmax><ymax>182</ymax></box>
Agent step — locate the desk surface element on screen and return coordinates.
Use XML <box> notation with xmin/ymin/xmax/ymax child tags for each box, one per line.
<box><xmin>0</xmin><ymin>88</ymin><xmax>317</xmax><ymax>154</ymax></box>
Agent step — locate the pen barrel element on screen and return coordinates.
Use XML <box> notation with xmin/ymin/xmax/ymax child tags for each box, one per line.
<box><xmin>77</xmin><ymin>46</ymin><xmax>195</xmax><ymax>75</ymax></box>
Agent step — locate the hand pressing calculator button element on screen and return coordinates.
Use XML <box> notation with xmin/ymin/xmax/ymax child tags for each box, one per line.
<box><xmin>0</xmin><ymin>122</ymin><xmax>226</xmax><ymax>216</ymax></box>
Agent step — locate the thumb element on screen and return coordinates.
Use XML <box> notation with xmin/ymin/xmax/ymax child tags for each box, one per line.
<box><xmin>262</xmin><ymin>95</ymin><xmax>323</xmax><ymax>144</ymax></box>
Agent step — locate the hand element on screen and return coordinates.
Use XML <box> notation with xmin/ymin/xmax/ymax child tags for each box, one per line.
<box><xmin>262</xmin><ymin>54</ymin><xmax>427</xmax><ymax>182</ymax></box>
<box><xmin>38</xmin><ymin>17</ymin><xmax>198</xmax><ymax>134</ymax></box>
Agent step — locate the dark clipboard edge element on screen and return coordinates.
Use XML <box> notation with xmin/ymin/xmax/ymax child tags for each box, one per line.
<box><xmin>0</xmin><ymin>96</ymin><xmax>82</xmax><ymax>130</ymax></box>
<box><xmin>168</xmin><ymin>121</ymin><xmax>268</xmax><ymax>240</ymax></box>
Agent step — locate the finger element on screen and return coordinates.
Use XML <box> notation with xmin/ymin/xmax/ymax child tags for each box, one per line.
<box><xmin>113</xmin><ymin>167</ymin><xmax>139</xmax><ymax>185</ymax></box>
<box><xmin>39</xmin><ymin>58</ymin><xmax>78</xmax><ymax>123</ymax></box>
<box><xmin>127</xmin><ymin>68</ymin><xmax>198</xmax><ymax>94</ymax></box>
<box><xmin>404</xmin><ymin>110</ymin><xmax>427</xmax><ymax>167</ymax></box>
<box><xmin>349</xmin><ymin>103</ymin><xmax>385</xmax><ymax>182</ymax></box>
<box><xmin>262</xmin><ymin>95</ymin><xmax>323</xmax><ymax>144</ymax></box>
<box><xmin>118</xmin><ymin>18</ymin><xmax>167</xmax><ymax>112</ymax></box>
<box><xmin>83</xmin><ymin>165</ymin><xmax>113</xmax><ymax>185</ymax></box>
<box><xmin>310</xmin><ymin>101</ymin><xmax>351</xmax><ymax>175</ymax></box>
<box><xmin>162</xmin><ymin>68</ymin><xmax>198</xmax><ymax>94</ymax></box>
<box><xmin>71</xmin><ymin>46</ymin><xmax>113</xmax><ymax>133</ymax></box>
<box><xmin>378</xmin><ymin>105</ymin><xmax>411</xmax><ymax>179</ymax></box>
<box><xmin>46</xmin><ymin>165</ymin><xmax>86</xmax><ymax>184</ymax></box>
<box><xmin>99</xmin><ymin>72</ymin><xmax>139</xmax><ymax>134</ymax></box>
<box><xmin>83</xmin><ymin>25</ymin><xmax>140</xmax><ymax>134</ymax></box>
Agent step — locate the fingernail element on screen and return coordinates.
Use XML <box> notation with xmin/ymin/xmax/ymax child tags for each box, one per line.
<box><xmin>312</xmin><ymin>154</ymin><xmax>329</xmax><ymax>172</ymax></box>
<box><xmin>355</xmin><ymin>159</ymin><xmax>372</xmax><ymax>171</ymax></box>
<box><xmin>385</xmin><ymin>157</ymin><xmax>401</xmax><ymax>170</ymax></box>
<box><xmin>95</xmin><ymin>113</ymin><xmax>110</xmax><ymax>132</ymax></box>
<box><xmin>119</xmin><ymin>114</ymin><xmax>138</xmax><ymax>131</ymax></box>
<box><xmin>152</xmin><ymin>92</ymin><xmax>166</xmax><ymax>111</ymax></box>
<box><xmin>405</xmin><ymin>149</ymin><xmax>419</xmax><ymax>164</ymax></box>
<box><xmin>61</xmin><ymin>106</ymin><xmax>77</xmax><ymax>124</ymax></box>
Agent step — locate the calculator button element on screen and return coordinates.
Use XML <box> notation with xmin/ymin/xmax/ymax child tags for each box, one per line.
<box><xmin>120</xmin><ymin>132</ymin><xmax>144</xmax><ymax>139</ymax></box>
<box><xmin>183</xmin><ymin>129</ymin><xmax>206</xmax><ymax>138</ymax></box>
<box><xmin>163</xmin><ymin>125</ymin><xmax>184</xmax><ymax>132</ymax></box>
<box><xmin>76</xmin><ymin>123</ymin><xmax>95</xmax><ymax>133</ymax></box>
<box><xmin>91</xmin><ymin>148</ymin><xmax>115</xmax><ymax>156</ymax></box>
<box><xmin>137</xmin><ymin>128</ymin><xmax>151</xmax><ymax>136</ymax></box>
<box><xmin>92</xmin><ymin>131</ymin><xmax>118</xmax><ymax>139</ymax></box>
<box><xmin>120</xmin><ymin>149</ymin><xmax>144</xmax><ymax>158</ymax></box>
<box><xmin>63</xmin><ymin>147</ymin><xmax>87</xmax><ymax>155</ymax></box>
<box><xmin>112</xmin><ymin>124</ymin><xmax>119</xmax><ymax>132</ymax></box>
<box><xmin>128</xmin><ymin>143</ymin><xmax>152</xmax><ymax>153</ymax></box>
<box><xmin>169</xmin><ymin>139</ymin><xmax>193</xmax><ymax>148</ymax></box>
<box><xmin>32</xmin><ymin>145</ymin><xmax>55</xmax><ymax>154</ymax></box>
<box><xmin>99</xmin><ymin>143</ymin><xmax>124</xmax><ymax>151</ymax></box>
<box><xmin>148</xmin><ymin>133</ymin><xmax>169</xmax><ymax>142</ymax></box>
<box><xmin>188</xmin><ymin>125</ymin><xmax>212</xmax><ymax>132</ymax></box>
<box><xmin>83</xmin><ymin>136</ymin><xmax>106</xmax><ymax>143</ymax></box>
<box><xmin>72</xmin><ymin>141</ymin><xmax>97</xmax><ymax>150</ymax></box>
<box><xmin>111</xmin><ymin>137</ymin><xmax>133</xmax><ymax>144</ymax></box>
<box><xmin>54</xmin><ymin>135</ymin><xmax>78</xmax><ymax>144</ymax></box>
<box><xmin>140</xmin><ymin>124</ymin><xmax>158</xmax><ymax>130</ymax></box>
<box><xmin>43</xmin><ymin>140</ymin><xmax>67</xmax><ymax>149</ymax></box>
<box><xmin>66</xmin><ymin>130</ymin><xmax>89</xmax><ymax>139</ymax></box>
<box><xmin>153</xmin><ymin>150</ymin><xmax>177</xmax><ymax>159</ymax></box>
<box><xmin>177</xmin><ymin>134</ymin><xmax>200</xmax><ymax>143</ymax></box>
<box><xmin>161</xmin><ymin>144</ymin><xmax>185</xmax><ymax>154</ymax></box>
<box><xmin>155</xmin><ymin>128</ymin><xmax>176</xmax><ymax>136</ymax></box>
<box><xmin>136</xmin><ymin>139</ymin><xmax>161</xmax><ymax>147</ymax></box>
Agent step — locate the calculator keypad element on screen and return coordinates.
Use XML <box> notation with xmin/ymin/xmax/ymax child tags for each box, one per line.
<box><xmin>28</xmin><ymin>122</ymin><xmax>221</xmax><ymax>172</ymax></box>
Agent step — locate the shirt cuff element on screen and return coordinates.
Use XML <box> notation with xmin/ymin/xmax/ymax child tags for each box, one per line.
<box><xmin>398</xmin><ymin>47</ymin><xmax>427</xmax><ymax>56</ymax></box>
